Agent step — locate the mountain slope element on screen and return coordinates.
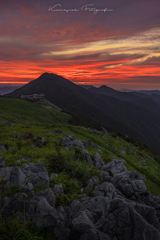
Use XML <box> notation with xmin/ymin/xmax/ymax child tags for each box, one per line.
<box><xmin>7</xmin><ymin>73</ymin><xmax>160</xmax><ymax>153</ymax></box>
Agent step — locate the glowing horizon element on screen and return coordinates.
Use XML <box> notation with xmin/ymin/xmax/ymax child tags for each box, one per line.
<box><xmin>0</xmin><ymin>0</ymin><xmax>160</xmax><ymax>90</ymax></box>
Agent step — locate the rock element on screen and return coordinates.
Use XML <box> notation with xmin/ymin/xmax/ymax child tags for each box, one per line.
<box><xmin>103</xmin><ymin>198</ymin><xmax>160</xmax><ymax>240</ymax></box>
<box><xmin>50</xmin><ymin>173</ymin><xmax>58</xmax><ymax>180</ymax></box>
<box><xmin>16</xmin><ymin>156</ymin><xmax>31</xmax><ymax>163</ymax></box>
<box><xmin>0</xmin><ymin>156</ymin><xmax>6</xmax><ymax>168</ymax></box>
<box><xmin>93</xmin><ymin>152</ymin><xmax>105</xmax><ymax>169</ymax></box>
<box><xmin>120</xmin><ymin>149</ymin><xmax>126</xmax><ymax>155</ymax></box>
<box><xmin>93</xmin><ymin>144</ymin><xmax>101</xmax><ymax>151</ymax></box>
<box><xmin>94</xmin><ymin>182</ymin><xmax>123</xmax><ymax>200</ymax></box>
<box><xmin>101</xmin><ymin>159</ymin><xmax>126</xmax><ymax>176</ymax></box>
<box><xmin>36</xmin><ymin>188</ymin><xmax>55</xmax><ymax>208</ymax></box>
<box><xmin>84</xmin><ymin>176</ymin><xmax>99</xmax><ymax>193</ymax></box>
<box><xmin>0</xmin><ymin>144</ymin><xmax>7</xmax><ymax>152</ymax></box>
<box><xmin>111</xmin><ymin>170</ymin><xmax>146</xmax><ymax>198</ymax></box>
<box><xmin>81</xmin><ymin>150</ymin><xmax>93</xmax><ymax>164</ymax></box>
<box><xmin>0</xmin><ymin>166</ymin><xmax>33</xmax><ymax>192</ymax></box>
<box><xmin>54</xmin><ymin>129</ymin><xmax>64</xmax><ymax>134</ymax></box>
<box><xmin>133</xmin><ymin>149</ymin><xmax>137</xmax><ymax>155</ymax></box>
<box><xmin>53</xmin><ymin>183</ymin><xmax>64</xmax><ymax>194</ymax></box>
<box><xmin>41</xmin><ymin>137</ymin><xmax>46</xmax><ymax>144</ymax></box>
<box><xmin>101</xmin><ymin>171</ymin><xmax>111</xmax><ymax>182</ymax></box>
<box><xmin>69</xmin><ymin>134</ymin><xmax>76</xmax><ymax>140</ymax></box>
<box><xmin>3</xmin><ymin>121</ymin><xmax>14</xmax><ymax>126</ymax></box>
<box><xmin>13</xmin><ymin>134</ymin><xmax>23</xmax><ymax>139</ymax></box>
<box><xmin>26</xmin><ymin>195</ymin><xmax>58</xmax><ymax>228</ymax></box>
<box><xmin>21</xmin><ymin>163</ymin><xmax>49</xmax><ymax>188</ymax></box>
<box><xmin>84</xmin><ymin>139</ymin><xmax>92</xmax><ymax>148</ymax></box>
<box><xmin>119</xmin><ymin>158</ymin><xmax>127</xmax><ymax>164</ymax></box>
<box><xmin>102</xmin><ymin>127</ymin><xmax>108</xmax><ymax>134</ymax></box>
<box><xmin>69</xmin><ymin>211</ymin><xmax>111</xmax><ymax>240</ymax></box>
<box><xmin>72</xmin><ymin>139</ymin><xmax>84</xmax><ymax>149</ymax></box>
<box><xmin>49</xmin><ymin>131</ymin><xmax>54</xmax><ymax>134</ymax></box>
<box><xmin>60</xmin><ymin>137</ymin><xmax>73</xmax><ymax>150</ymax></box>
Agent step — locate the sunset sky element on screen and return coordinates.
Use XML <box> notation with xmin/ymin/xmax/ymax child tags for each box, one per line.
<box><xmin>0</xmin><ymin>0</ymin><xmax>160</xmax><ymax>90</ymax></box>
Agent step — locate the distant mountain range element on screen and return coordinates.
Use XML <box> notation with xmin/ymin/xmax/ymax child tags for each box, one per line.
<box><xmin>7</xmin><ymin>73</ymin><xmax>160</xmax><ymax>153</ymax></box>
<box><xmin>0</xmin><ymin>86</ymin><xmax>20</xmax><ymax>95</ymax></box>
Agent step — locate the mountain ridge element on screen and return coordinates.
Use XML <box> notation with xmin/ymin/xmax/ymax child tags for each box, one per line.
<box><xmin>7</xmin><ymin>72</ymin><xmax>160</xmax><ymax>153</ymax></box>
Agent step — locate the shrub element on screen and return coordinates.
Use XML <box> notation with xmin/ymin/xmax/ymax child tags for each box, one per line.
<box><xmin>50</xmin><ymin>173</ymin><xmax>80</xmax><ymax>195</ymax></box>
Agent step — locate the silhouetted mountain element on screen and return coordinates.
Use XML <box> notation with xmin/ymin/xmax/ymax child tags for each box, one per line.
<box><xmin>89</xmin><ymin>85</ymin><xmax>138</xmax><ymax>101</ymax></box>
<box><xmin>89</xmin><ymin>85</ymin><xmax>160</xmax><ymax>117</ymax></box>
<box><xmin>7</xmin><ymin>73</ymin><xmax>160</xmax><ymax>153</ymax></box>
<box><xmin>79</xmin><ymin>85</ymin><xmax>94</xmax><ymax>89</ymax></box>
<box><xmin>136</xmin><ymin>90</ymin><xmax>160</xmax><ymax>95</ymax></box>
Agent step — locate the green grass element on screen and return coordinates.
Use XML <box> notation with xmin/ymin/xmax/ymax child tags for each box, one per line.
<box><xmin>0</xmin><ymin>96</ymin><xmax>160</xmax><ymax>196</ymax></box>
<box><xmin>1</xmin><ymin>96</ymin><xmax>160</xmax><ymax>239</ymax></box>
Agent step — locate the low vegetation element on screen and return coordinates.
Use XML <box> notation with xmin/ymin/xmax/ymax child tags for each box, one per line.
<box><xmin>0</xmin><ymin>96</ymin><xmax>160</xmax><ymax>239</ymax></box>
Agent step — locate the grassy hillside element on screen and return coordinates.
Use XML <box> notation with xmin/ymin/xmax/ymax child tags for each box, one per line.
<box><xmin>1</xmin><ymin>96</ymin><xmax>160</xmax><ymax>239</ymax></box>
<box><xmin>8</xmin><ymin>72</ymin><xmax>160</xmax><ymax>153</ymax></box>
<box><xmin>0</xmin><ymin>96</ymin><xmax>160</xmax><ymax>196</ymax></box>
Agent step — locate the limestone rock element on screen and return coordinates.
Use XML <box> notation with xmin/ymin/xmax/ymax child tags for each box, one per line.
<box><xmin>0</xmin><ymin>156</ymin><xmax>6</xmax><ymax>168</ymax></box>
<box><xmin>81</xmin><ymin>150</ymin><xmax>93</xmax><ymax>164</ymax></box>
<box><xmin>101</xmin><ymin>159</ymin><xmax>126</xmax><ymax>176</ymax></box>
<box><xmin>21</xmin><ymin>163</ymin><xmax>49</xmax><ymax>188</ymax></box>
<box><xmin>53</xmin><ymin>183</ymin><xmax>64</xmax><ymax>194</ymax></box>
<box><xmin>84</xmin><ymin>176</ymin><xmax>99</xmax><ymax>193</ymax></box>
<box><xmin>93</xmin><ymin>152</ymin><xmax>105</xmax><ymax>169</ymax></box>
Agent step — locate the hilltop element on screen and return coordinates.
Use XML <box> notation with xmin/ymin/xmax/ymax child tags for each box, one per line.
<box><xmin>6</xmin><ymin>73</ymin><xmax>160</xmax><ymax>153</ymax></box>
<box><xmin>0</xmin><ymin>96</ymin><xmax>160</xmax><ymax>239</ymax></box>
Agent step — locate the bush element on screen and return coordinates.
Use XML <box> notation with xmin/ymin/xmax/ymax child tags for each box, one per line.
<box><xmin>50</xmin><ymin>173</ymin><xmax>81</xmax><ymax>195</ymax></box>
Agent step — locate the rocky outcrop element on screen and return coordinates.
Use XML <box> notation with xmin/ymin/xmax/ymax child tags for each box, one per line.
<box><xmin>1</xmin><ymin>149</ymin><xmax>160</xmax><ymax>240</ymax></box>
<box><xmin>93</xmin><ymin>152</ymin><xmax>105</xmax><ymax>169</ymax></box>
<box><xmin>21</xmin><ymin>162</ymin><xmax>49</xmax><ymax>188</ymax></box>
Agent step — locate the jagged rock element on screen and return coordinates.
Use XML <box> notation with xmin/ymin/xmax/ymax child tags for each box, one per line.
<box><xmin>84</xmin><ymin>176</ymin><xmax>99</xmax><ymax>193</ymax></box>
<box><xmin>3</xmin><ymin>121</ymin><xmax>14</xmax><ymax>126</ymax></box>
<box><xmin>120</xmin><ymin>149</ymin><xmax>126</xmax><ymax>155</ymax></box>
<box><xmin>36</xmin><ymin>188</ymin><xmax>55</xmax><ymax>208</ymax></box>
<box><xmin>50</xmin><ymin>173</ymin><xmax>58</xmax><ymax>180</ymax></box>
<box><xmin>93</xmin><ymin>152</ymin><xmax>105</xmax><ymax>169</ymax></box>
<box><xmin>13</xmin><ymin>134</ymin><xmax>23</xmax><ymax>139</ymax></box>
<box><xmin>54</xmin><ymin>129</ymin><xmax>64</xmax><ymax>134</ymax></box>
<box><xmin>101</xmin><ymin>171</ymin><xmax>111</xmax><ymax>182</ymax></box>
<box><xmin>102</xmin><ymin>127</ymin><xmax>108</xmax><ymax>134</ymax></box>
<box><xmin>93</xmin><ymin>144</ymin><xmax>101</xmax><ymax>151</ymax></box>
<box><xmin>72</xmin><ymin>139</ymin><xmax>84</xmax><ymax>149</ymax></box>
<box><xmin>131</xmin><ymin>201</ymin><xmax>160</xmax><ymax>231</ymax></box>
<box><xmin>111</xmin><ymin>170</ymin><xmax>146</xmax><ymax>198</ymax></box>
<box><xmin>21</xmin><ymin>163</ymin><xmax>49</xmax><ymax>188</ymax></box>
<box><xmin>81</xmin><ymin>150</ymin><xmax>93</xmax><ymax>164</ymax></box>
<box><xmin>101</xmin><ymin>159</ymin><xmax>126</xmax><ymax>176</ymax></box>
<box><xmin>26</xmin><ymin>195</ymin><xmax>58</xmax><ymax>228</ymax></box>
<box><xmin>41</xmin><ymin>137</ymin><xmax>46</xmax><ymax>144</ymax></box>
<box><xmin>103</xmin><ymin>198</ymin><xmax>160</xmax><ymax>240</ymax></box>
<box><xmin>0</xmin><ymin>144</ymin><xmax>7</xmax><ymax>152</ymax></box>
<box><xmin>53</xmin><ymin>183</ymin><xmax>64</xmax><ymax>194</ymax></box>
<box><xmin>0</xmin><ymin>156</ymin><xmax>6</xmax><ymax>168</ymax></box>
<box><xmin>16</xmin><ymin>156</ymin><xmax>31</xmax><ymax>163</ymax></box>
<box><xmin>84</xmin><ymin>139</ymin><xmax>92</xmax><ymax>148</ymax></box>
<box><xmin>60</xmin><ymin>137</ymin><xmax>73</xmax><ymax>150</ymax></box>
<box><xmin>69</xmin><ymin>134</ymin><xmax>76</xmax><ymax>140</ymax></box>
<box><xmin>69</xmin><ymin>211</ymin><xmax>111</xmax><ymax>240</ymax></box>
<box><xmin>0</xmin><ymin>166</ymin><xmax>33</xmax><ymax>192</ymax></box>
<box><xmin>94</xmin><ymin>182</ymin><xmax>123</xmax><ymax>200</ymax></box>
<box><xmin>119</xmin><ymin>158</ymin><xmax>127</xmax><ymax>164</ymax></box>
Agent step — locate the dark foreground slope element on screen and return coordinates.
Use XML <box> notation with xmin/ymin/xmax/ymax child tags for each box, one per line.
<box><xmin>8</xmin><ymin>73</ymin><xmax>160</xmax><ymax>153</ymax></box>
